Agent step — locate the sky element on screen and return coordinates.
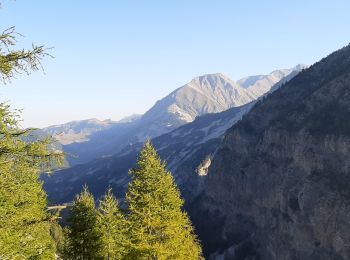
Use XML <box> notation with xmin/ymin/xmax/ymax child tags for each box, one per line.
<box><xmin>0</xmin><ymin>0</ymin><xmax>349</xmax><ymax>128</ymax></box>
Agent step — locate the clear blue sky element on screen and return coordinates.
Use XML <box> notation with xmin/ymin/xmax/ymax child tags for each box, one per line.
<box><xmin>0</xmin><ymin>0</ymin><xmax>349</xmax><ymax>128</ymax></box>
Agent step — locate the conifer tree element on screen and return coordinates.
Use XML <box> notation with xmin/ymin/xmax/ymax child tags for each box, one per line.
<box><xmin>98</xmin><ymin>188</ymin><xmax>128</xmax><ymax>259</ymax></box>
<box><xmin>125</xmin><ymin>141</ymin><xmax>202</xmax><ymax>259</ymax></box>
<box><xmin>64</xmin><ymin>186</ymin><xmax>103</xmax><ymax>260</ymax></box>
<box><xmin>0</xmin><ymin>119</ymin><xmax>62</xmax><ymax>259</ymax></box>
<box><xmin>0</xmin><ymin>9</ymin><xmax>63</xmax><ymax>259</ymax></box>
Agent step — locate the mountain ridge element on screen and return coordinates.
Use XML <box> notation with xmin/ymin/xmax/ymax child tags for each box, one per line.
<box><xmin>43</xmin><ymin>66</ymin><xmax>304</xmax><ymax>207</ymax></box>
<box><xmin>43</xmin><ymin>66</ymin><xmax>304</xmax><ymax>166</ymax></box>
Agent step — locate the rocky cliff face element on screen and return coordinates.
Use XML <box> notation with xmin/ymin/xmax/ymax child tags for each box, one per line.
<box><xmin>195</xmin><ymin>45</ymin><xmax>350</xmax><ymax>259</ymax></box>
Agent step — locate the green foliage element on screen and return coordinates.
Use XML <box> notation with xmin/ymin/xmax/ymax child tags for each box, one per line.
<box><xmin>0</xmin><ymin>8</ymin><xmax>64</xmax><ymax>258</ymax></box>
<box><xmin>0</xmin><ymin>26</ymin><xmax>49</xmax><ymax>83</ymax></box>
<box><xmin>64</xmin><ymin>186</ymin><xmax>103</xmax><ymax>259</ymax></box>
<box><xmin>125</xmin><ymin>141</ymin><xmax>202</xmax><ymax>259</ymax></box>
<box><xmin>98</xmin><ymin>188</ymin><xmax>128</xmax><ymax>259</ymax></box>
<box><xmin>50</xmin><ymin>222</ymin><xmax>65</xmax><ymax>257</ymax></box>
<box><xmin>0</xmin><ymin>103</ymin><xmax>64</xmax><ymax>259</ymax></box>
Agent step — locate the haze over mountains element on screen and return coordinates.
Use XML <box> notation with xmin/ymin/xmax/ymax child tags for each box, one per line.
<box><xmin>43</xmin><ymin>65</ymin><xmax>305</xmax><ymax>166</ymax></box>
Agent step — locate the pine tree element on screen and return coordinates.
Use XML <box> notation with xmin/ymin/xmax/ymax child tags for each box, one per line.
<box><xmin>64</xmin><ymin>186</ymin><xmax>103</xmax><ymax>259</ymax></box>
<box><xmin>0</xmin><ymin>137</ymin><xmax>60</xmax><ymax>259</ymax></box>
<box><xmin>0</xmin><ymin>105</ymin><xmax>63</xmax><ymax>258</ymax></box>
<box><xmin>98</xmin><ymin>188</ymin><xmax>128</xmax><ymax>259</ymax></box>
<box><xmin>125</xmin><ymin>141</ymin><xmax>202</xmax><ymax>259</ymax></box>
<box><xmin>0</xmin><ymin>12</ymin><xmax>63</xmax><ymax>259</ymax></box>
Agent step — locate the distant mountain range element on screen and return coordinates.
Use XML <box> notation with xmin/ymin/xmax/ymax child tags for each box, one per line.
<box><xmin>42</xmin><ymin>65</ymin><xmax>306</xmax><ymax>166</ymax></box>
<box><xmin>43</xmin><ymin>118</ymin><xmax>117</xmax><ymax>145</ymax></box>
<box><xmin>43</xmin><ymin>65</ymin><xmax>305</xmax><ymax>204</ymax></box>
<box><xmin>43</xmin><ymin>102</ymin><xmax>254</xmax><ymax>204</ymax></box>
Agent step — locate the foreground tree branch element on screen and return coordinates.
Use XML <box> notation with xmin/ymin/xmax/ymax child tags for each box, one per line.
<box><xmin>0</xmin><ymin>26</ymin><xmax>51</xmax><ymax>82</ymax></box>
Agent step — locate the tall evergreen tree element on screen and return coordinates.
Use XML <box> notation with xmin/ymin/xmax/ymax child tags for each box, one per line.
<box><xmin>64</xmin><ymin>186</ymin><xmax>103</xmax><ymax>260</ymax></box>
<box><xmin>0</xmin><ymin>118</ymin><xmax>62</xmax><ymax>259</ymax></box>
<box><xmin>0</xmin><ymin>12</ymin><xmax>63</xmax><ymax>259</ymax></box>
<box><xmin>98</xmin><ymin>188</ymin><xmax>128</xmax><ymax>259</ymax></box>
<box><xmin>125</xmin><ymin>141</ymin><xmax>202</xmax><ymax>259</ymax></box>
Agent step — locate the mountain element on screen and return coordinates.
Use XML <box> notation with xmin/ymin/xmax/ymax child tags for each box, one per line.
<box><xmin>238</xmin><ymin>64</ymin><xmax>307</xmax><ymax>97</ymax></box>
<box><xmin>141</xmin><ymin>73</ymin><xmax>254</xmax><ymax>126</ymax></box>
<box><xmin>192</xmin><ymin>45</ymin><xmax>350</xmax><ymax>259</ymax></box>
<box><xmin>116</xmin><ymin>114</ymin><xmax>141</xmax><ymax>123</ymax></box>
<box><xmin>43</xmin><ymin>102</ymin><xmax>255</xmax><ymax>204</ymax></box>
<box><xmin>43</xmin><ymin>66</ymin><xmax>304</xmax><ymax>205</ymax></box>
<box><xmin>45</xmin><ymin>67</ymin><xmax>304</xmax><ymax>166</ymax></box>
<box><xmin>43</xmin><ymin>118</ymin><xmax>118</xmax><ymax>145</ymax></box>
<box><xmin>134</xmin><ymin>66</ymin><xmax>304</xmax><ymax>141</ymax></box>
